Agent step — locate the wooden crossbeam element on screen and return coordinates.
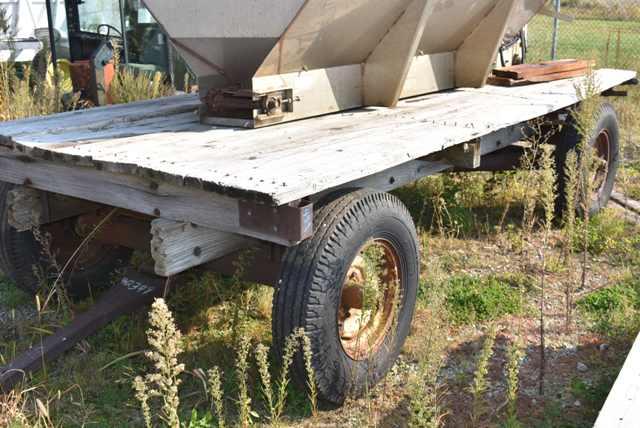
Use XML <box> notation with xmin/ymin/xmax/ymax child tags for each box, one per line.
<box><xmin>7</xmin><ymin>187</ymin><xmax>42</xmax><ymax>232</ymax></box>
<box><xmin>151</xmin><ymin>219</ymin><xmax>255</xmax><ymax>277</ymax></box>
<box><xmin>7</xmin><ymin>186</ymin><xmax>102</xmax><ymax>232</ymax></box>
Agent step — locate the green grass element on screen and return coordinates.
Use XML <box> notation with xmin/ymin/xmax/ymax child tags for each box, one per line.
<box><xmin>569</xmin><ymin>374</ymin><xmax>617</xmax><ymax>422</ymax></box>
<box><xmin>528</xmin><ymin>15</ymin><xmax>640</xmax><ymax>67</ymax></box>
<box><xmin>0</xmin><ymin>276</ymin><xmax>30</xmax><ymax>309</ymax></box>
<box><xmin>621</xmin><ymin>163</ymin><xmax>640</xmax><ymax>201</ymax></box>
<box><xmin>442</xmin><ymin>274</ymin><xmax>530</xmax><ymax>325</ymax></box>
<box><xmin>578</xmin><ymin>276</ymin><xmax>640</xmax><ymax>339</ymax></box>
<box><xmin>572</xmin><ymin>209</ymin><xmax>640</xmax><ymax>256</ymax></box>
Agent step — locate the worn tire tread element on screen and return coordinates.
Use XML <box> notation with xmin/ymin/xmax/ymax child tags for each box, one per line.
<box><xmin>272</xmin><ymin>189</ymin><xmax>419</xmax><ymax>404</ymax></box>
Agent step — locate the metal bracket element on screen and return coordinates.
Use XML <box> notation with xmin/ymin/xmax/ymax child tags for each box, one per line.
<box><xmin>440</xmin><ymin>141</ymin><xmax>482</xmax><ymax>169</ymax></box>
<box><xmin>238</xmin><ymin>200</ymin><xmax>313</xmax><ymax>244</ymax></box>
<box><xmin>601</xmin><ymin>88</ymin><xmax>628</xmax><ymax>97</ymax></box>
<box><xmin>202</xmin><ymin>88</ymin><xmax>294</xmax><ymax>123</ymax></box>
<box><xmin>257</xmin><ymin>89</ymin><xmax>294</xmax><ymax>118</ymax></box>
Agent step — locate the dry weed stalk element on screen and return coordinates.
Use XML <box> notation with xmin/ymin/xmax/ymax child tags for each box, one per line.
<box><xmin>505</xmin><ymin>339</ymin><xmax>524</xmax><ymax>427</ymax></box>
<box><xmin>235</xmin><ymin>334</ymin><xmax>253</xmax><ymax>428</ymax></box>
<box><xmin>0</xmin><ymin>389</ymin><xmax>29</xmax><ymax>427</ymax></box>
<box><xmin>300</xmin><ymin>331</ymin><xmax>318</xmax><ymax>417</ymax></box>
<box><xmin>133</xmin><ymin>298</ymin><xmax>185</xmax><ymax>428</ymax></box>
<box><xmin>207</xmin><ymin>367</ymin><xmax>226</xmax><ymax>428</ymax></box>
<box><xmin>515</xmin><ymin>119</ymin><xmax>557</xmax><ymax>397</ymax></box>
<box><xmin>274</xmin><ymin>331</ymin><xmax>298</xmax><ymax>423</ymax></box>
<box><xmin>109</xmin><ymin>40</ymin><xmax>172</xmax><ymax>104</ymax></box>
<box><xmin>256</xmin><ymin>343</ymin><xmax>276</xmax><ymax>423</ymax></box>
<box><xmin>0</xmin><ymin>61</ymin><xmax>62</xmax><ymax>122</ymax></box>
<box><xmin>573</xmin><ymin>72</ymin><xmax>601</xmax><ymax>292</ymax></box>
<box><xmin>31</xmin><ymin>226</ymin><xmax>71</xmax><ymax>314</ymax></box>
<box><xmin>470</xmin><ymin>325</ymin><xmax>497</xmax><ymax>426</ymax></box>
<box><xmin>563</xmin><ymin>150</ymin><xmax>580</xmax><ymax>332</ymax></box>
<box><xmin>537</xmin><ymin>144</ymin><xmax>558</xmax><ymax>395</ymax></box>
<box><xmin>408</xmin><ymin>288</ymin><xmax>448</xmax><ymax>428</ymax></box>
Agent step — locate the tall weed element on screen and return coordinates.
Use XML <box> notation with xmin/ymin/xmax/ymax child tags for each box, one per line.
<box><xmin>133</xmin><ymin>298</ymin><xmax>185</xmax><ymax>428</ymax></box>
<box><xmin>470</xmin><ymin>325</ymin><xmax>497</xmax><ymax>426</ymax></box>
<box><xmin>109</xmin><ymin>43</ymin><xmax>172</xmax><ymax>104</ymax></box>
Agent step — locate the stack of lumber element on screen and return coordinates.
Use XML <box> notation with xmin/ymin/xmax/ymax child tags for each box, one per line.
<box><xmin>488</xmin><ymin>59</ymin><xmax>594</xmax><ymax>87</ymax></box>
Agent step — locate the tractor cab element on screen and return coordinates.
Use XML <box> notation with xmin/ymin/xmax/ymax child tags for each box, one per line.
<box><xmin>53</xmin><ymin>0</ymin><xmax>170</xmax><ymax>105</ymax></box>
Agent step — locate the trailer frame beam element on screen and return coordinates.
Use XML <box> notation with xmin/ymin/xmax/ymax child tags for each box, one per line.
<box><xmin>0</xmin><ymin>150</ymin><xmax>312</xmax><ymax>246</ymax></box>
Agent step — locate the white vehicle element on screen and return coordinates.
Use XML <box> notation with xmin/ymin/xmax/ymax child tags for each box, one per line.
<box><xmin>0</xmin><ymin>0</ymin><xmax>67</xmax><ymax>62</ymax></box>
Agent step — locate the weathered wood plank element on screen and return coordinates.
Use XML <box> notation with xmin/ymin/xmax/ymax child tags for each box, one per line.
<box><xmin>0</xmin><ymin>152</ymin><xmax>301</xmax><ymax>246</ymax></box>
<box><xmin>7</xmin><ymin>187</ymin><xmax>42</xmax><ymax>232</ymax></box>
<box><xmin>7</xmin><ymin>187</ymin><xmax>103</xmax><ymax>232</ymax></box>
<box><xmin>151</xmin><ymin>219</ymin><xmax>255</xmax><ymax>277</ymax></box>
<box><xmin>0</xmin><ymin>95</ymin><xmax>200</xmax><ymax>138</ymax></box>
<box><xmin>612</xmin><ymin>191</ymin><xmax>640</xmax><ymax>215</ymax></box>
<box><xmin>488</xmin><ymin>68</ymin><xmax>590</xmax><ymax>87</ymax></box>
<box><xmin>493</xmin><ymin>59</ymin><xmax>592</xmax><ymax>80</ymax></box>
<box><xmin>317</xmin><ymin>159</ymin><xmax>451</xmax><ymax>200</ymax></box>
<box><xmin>595</xmin><ymin>333</ymin><xmax>640</xmax><ymax>427</ymax></box>
<box><xmin>0</xmin><ymin>69</ymin><xmax>635</xmax><ymax>206</ymax></box>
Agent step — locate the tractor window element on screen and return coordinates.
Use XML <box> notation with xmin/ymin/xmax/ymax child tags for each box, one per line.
<box><xmin>122</xmin><ymin>0</ymin><xmax>167</xmax><ymax>71</ymax></box>
<box><xmin>77</xmin><ymin>0</ymin><xmax>121</xmax><ymax>34</ymax></box>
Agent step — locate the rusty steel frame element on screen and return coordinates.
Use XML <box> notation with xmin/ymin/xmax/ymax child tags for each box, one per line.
<box><xmin>0</xmin><ymin>271</ymin><xmax>166</xmax><ymax>393</ymax></box>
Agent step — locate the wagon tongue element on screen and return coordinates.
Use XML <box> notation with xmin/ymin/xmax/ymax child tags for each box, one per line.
<box><xmin>0</xmin><ymin>271</ymin><xmax>165</xmax><ymax>393</ymax></box>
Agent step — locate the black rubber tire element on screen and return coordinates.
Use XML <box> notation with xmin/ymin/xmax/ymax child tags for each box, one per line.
<box><xmin>554</xmin><ymin>103</ymin><xmax>620</xmax><ymax>218</ymax></box>
<box><xmin>272</xmin><ymin>190</ymin><xmax>420</xmax><ymax>405</ymax></box>
<box><xmin>0</xmin><ymin>182</ymin><xmax>132</xmax><ymax>296</ymax></box>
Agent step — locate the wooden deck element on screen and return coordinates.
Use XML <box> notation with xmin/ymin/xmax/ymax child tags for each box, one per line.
<box><xmin>0</xmin><ymin>69</ymin><xmax>635</xmax><ymax>205</ymax></box>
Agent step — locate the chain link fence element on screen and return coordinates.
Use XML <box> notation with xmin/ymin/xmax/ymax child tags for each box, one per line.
<box><xmin>528</xmin><ymin>0</ymin><xmax>640</xmax><ymax>68</ymax></box>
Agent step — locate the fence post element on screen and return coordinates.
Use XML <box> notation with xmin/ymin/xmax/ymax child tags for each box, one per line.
<box><xmin>551</xmin><ymin>0</ymin><xmax>561</xmax><ymax>60</ymax></box>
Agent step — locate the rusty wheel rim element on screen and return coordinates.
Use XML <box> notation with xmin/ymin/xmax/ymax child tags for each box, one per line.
<box><xmin>592</xmin><ymin>129</ymin><xmax>611</xmax><ymax>199</ymax></box>
<box><xmin>338</xmin><ymin>239</ymin><xmax>402</xmax><ymax>361</ymax></box>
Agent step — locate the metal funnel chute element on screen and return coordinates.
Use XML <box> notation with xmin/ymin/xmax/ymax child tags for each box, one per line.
<box><xmin>143</xmin><ymin>0</ymin><xmax>549</xmax><ymax>127</ymax></box>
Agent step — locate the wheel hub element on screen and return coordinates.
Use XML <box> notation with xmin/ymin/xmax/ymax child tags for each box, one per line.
<box><xmin>591</xmin><ymin>129</ymin><xmax>611</xmax><ymax>199</ymax></box>
<box><xmin>338</xmin><ymin>240</ymin><xmax>402</xmax><ymax>361</ymax></box>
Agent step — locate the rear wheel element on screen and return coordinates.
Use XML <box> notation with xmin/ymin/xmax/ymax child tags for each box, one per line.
<box><xmin>554</xmin><ymin>103</ymin><xmax>620</xmax><ymax>218</ymax></box>
<box><xmin>0</xmin><ymin>183</ymin><xmax>132</xmax><ymax>297</ymax></box>
<box><xmin>272</xmin><ymin>190</ymin><xmax>419</xmax><ymax>404</ymax></box>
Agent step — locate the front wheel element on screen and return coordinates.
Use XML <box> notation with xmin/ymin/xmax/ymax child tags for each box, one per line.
<box><xmin>272</xmin><ymin>190</ymin><xmax>420</xmax><ymax>405</ymax></box>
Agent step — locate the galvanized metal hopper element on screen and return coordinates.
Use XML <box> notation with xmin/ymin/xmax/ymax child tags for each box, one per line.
<box><xmin>143</xmin><ymin>0</ymin><xmax>549</xmax><ymax>127</ymax></box>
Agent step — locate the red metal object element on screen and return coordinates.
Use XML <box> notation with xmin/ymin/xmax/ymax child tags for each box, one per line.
<box><xmin>204</xmin><ymin>243</ymin><xmax>285</xmax><ymax>286</ymax></box>
<box><xmin>69</xmin><ymin>60</ymin><xmax>115</xmax><ymax>105</ymax></box>
<box><xmin>0</xmin><ymin>270</ymin><xmax>165</xmax><ymax>393</ymax></box>
<box><xmin>69</xmin><ymin>60</ymin><xmax>92</xmax><ymax>93</ymax></box>
<box><xmin>593</xmin><ymin>129</ymin><xmax>611</xmax><ymax>195</ymax></box>
<box><xmin>238</xmin><ymin>200</ymin><xmax>314</xmax><ymax>244</ymax></box>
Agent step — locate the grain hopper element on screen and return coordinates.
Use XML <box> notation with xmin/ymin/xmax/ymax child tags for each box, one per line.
<box><xmin>143</xmin><ymin>0</ymin><xmax>549</xmax><ymax>127</ymax></box>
